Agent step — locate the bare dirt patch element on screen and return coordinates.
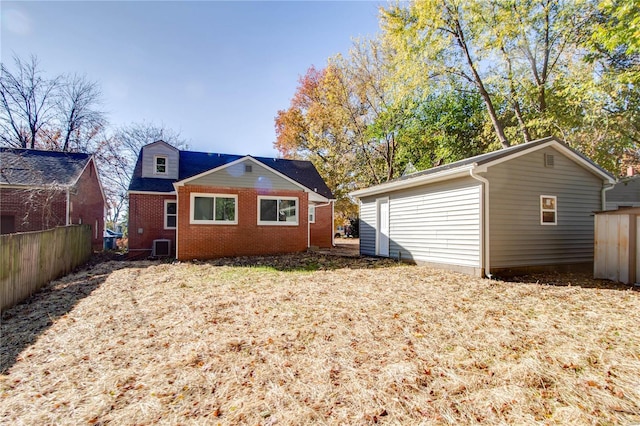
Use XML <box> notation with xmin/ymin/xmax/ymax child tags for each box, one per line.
<box><xmin>1</xmin><ymin>253</ymin><xmax>639</xmax><ymax>425</ymax></box>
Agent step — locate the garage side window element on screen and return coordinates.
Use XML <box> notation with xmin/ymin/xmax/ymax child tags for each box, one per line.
<box><xmin>540</xmin><ymin>195</ymin><xmax>557</xmax><ymax>225</ymax></box>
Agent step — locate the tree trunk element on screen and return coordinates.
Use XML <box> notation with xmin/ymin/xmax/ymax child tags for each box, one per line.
<box><xmin>453</xmin><ymin>16</ymin><xmax>510</xmax><ymax>148</ymax></box>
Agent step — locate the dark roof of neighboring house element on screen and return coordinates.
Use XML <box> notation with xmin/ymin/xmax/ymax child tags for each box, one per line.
<box><xmin>0</xmin><ymin>148</ymin><xmax>92</xmax><ymax>186</ymax></box>
<box><xmin>128</xmin><ymin>148</ymin><xmax>334</xmax><ymax>199</ymax></box>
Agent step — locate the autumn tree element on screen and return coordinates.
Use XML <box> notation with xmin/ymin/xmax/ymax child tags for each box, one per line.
<box><xmin>382</xmin><ymin>0</ymin><xmax>511</xmax><ymax>148</ymax></box>
<box><xmin>275</xmin><ymin>65</ymin><xmax>360</xmax><ymax>219</ymax></box>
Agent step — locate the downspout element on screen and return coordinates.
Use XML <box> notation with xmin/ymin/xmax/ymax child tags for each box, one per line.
<box><xmin>601</xmin><ymin>182</ymin><xmax>615</xmax><ymax>211</ymax></box>
<box><xmin>307</xmin><ymin>199</ymin><xmax>334</xmax><ymax>248</ymax></box>
<box><xmin>332</xmin><ymin>200</ymin><xmax>335</xmax><ymax>247</ymax></box>
<box><xmin>66</xmin><ymin>187</ymin><xmax>70</xmax><ymax>225</ymax></box>
<box><xmin>173</xmin><ymin>183</ymin><xmax>179</xmax><ymax>259</ymax></box>
<box><xmin>469</xmin><ymin>166</ymin><xmax>491</xmax><ymax>278</ymax></box>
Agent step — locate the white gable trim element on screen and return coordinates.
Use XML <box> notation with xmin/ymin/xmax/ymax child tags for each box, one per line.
<box><xmin>351</xmin><ymin>165</ymin><xmax>476</xmax><ymax>198</ymax></box>
<box><xmin>144</xmin><ymin>140</ymin><xmax>179</xmax><ymax>152</ymax></box>
<box><xmin>351</xmin><ymin>138</ymin><xmax>615</xmax><ymax>199</ymax></box>
<box><xmin>476</xmin><ymin>139</ymin><xmax>615</xmax><ymax>183</ymax></box>
<box><xmin>175</xmin><ymin>156</ymin><xmax>331</xmax><ymax>202</ymax></box>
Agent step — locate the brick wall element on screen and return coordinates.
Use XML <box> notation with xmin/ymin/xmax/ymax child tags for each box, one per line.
<box><xmin>0</xmin><ymin>187</ymin><xmax>67</xmax><ymax>234</ymax></box>
<box><xmin>310</xmin><ymin>202</ymin><xmax>333</xmax><ymax>248</ymax></box>
<box><xmin>69</xmin><ymin>159</ymin><xmax>105</xmax><ymax>250</ymax></box>
<box><xmin>176</xmin><ymin>185</ymin><xmax>309</xmax><ymax>260</ymax></box>
<box><xmin>128</xmin><ymin>193</ymin><xmax>177</xmax><ymax>258</ymax></box>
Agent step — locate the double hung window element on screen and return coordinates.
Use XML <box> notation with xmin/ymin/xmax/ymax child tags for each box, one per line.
<box><xmin>540</xmin><ymin>195</ymin><xmax>557</xmax><ymax>225</ymax></box>
<box><xmin>165</xmin><ymin>200</ymin><xmax>177</xmax><ymax>229</ymax></box>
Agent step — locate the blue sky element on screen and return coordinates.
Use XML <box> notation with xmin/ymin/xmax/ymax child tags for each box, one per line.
<box><xmin>1</xmin><ymin>1</ymin><xmax>383</xmax><ymax>156</ymax></box>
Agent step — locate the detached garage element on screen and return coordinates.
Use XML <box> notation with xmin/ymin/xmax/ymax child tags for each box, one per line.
<box><xmin>350</xmin><ymin>137</ymin><xmax>615</xmax><ymax>277</ymax></box>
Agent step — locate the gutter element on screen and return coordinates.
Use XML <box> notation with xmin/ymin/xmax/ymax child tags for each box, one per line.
<box><xmin>469</xmin><ymin>165</ymin><xmax>491</xmax><ymax>278</ymax></box>
<box><xmin>350</xmin><ymin>165</ymin><xmax>475</xmax><ymax>199</ymax></box>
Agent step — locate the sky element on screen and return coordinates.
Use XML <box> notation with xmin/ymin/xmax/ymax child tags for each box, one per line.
<box><xmin>1</xmin><ymin>1</ymin><xmax>384</xmax><ymax>157</ymax></box>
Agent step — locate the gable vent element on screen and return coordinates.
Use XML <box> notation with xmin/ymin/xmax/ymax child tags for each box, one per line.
<box><xmin>245</xmin><ymin>164</ymin><xmax>253</xmax><ymax>173</ymax></box>
<box><xmin>152</xmin><ymin>239</ymin><xmax>171</xmax><ymax>257</ymax></box>
<box><xmin>544</xmin><ymin>153</ymin><xmax>555</xmax><ymax>168</ymax></box>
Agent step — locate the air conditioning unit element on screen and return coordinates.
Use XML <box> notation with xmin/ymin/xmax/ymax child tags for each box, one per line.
<box><xmin>152</xmin><ymin>239</ymin><xmax>171</xmax><ymax>257</ymax></box>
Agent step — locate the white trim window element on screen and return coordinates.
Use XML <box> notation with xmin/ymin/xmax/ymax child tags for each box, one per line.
<box><xmin>258</xmin><ymin>196</ymin><xmax>298</xmax><ymax>225</ymax></box>
<box><xmin>154</xmin><ymin>155</ymin><xmax>168</xmax><ymax>175</ymax></box>
<box><xmin>165</xmin><ymin>200</ymin><xmax>177</xmax><ymax>229</ymax></box>
<box><xmin>308</xmin><ymin>205</ymin><xmax>316</xmax><ymax>224</ymax></box>
<box><xmin>190</xmin><ymin>193</ymin><xmax>238</xmax><ymax>225</ymax></box>
<box><xmin>540</xmin><ymin>195</ymin><xmax>557</xmax><ymax>225</ymax></box>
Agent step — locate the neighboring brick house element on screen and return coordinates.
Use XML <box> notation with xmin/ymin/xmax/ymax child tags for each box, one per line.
<box><xmin>127</xmin><ymin>140</ymin><xmax>334</xmax><ymax>260</ymax></box>
<box><xmin>0</xmin><ymin>148</ymin><xmax>106</xmax><ymax>249</ymax></box>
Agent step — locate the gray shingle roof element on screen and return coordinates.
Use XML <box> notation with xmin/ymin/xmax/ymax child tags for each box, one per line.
<box><xmin>388</xmin><ymin>136</ymin><xmax>611</xmax><ymax>184</ymax></box>
<box><xmin>0</xmin><ymin>148</ymin><xmax>91</xmax><ymax>186</ymax></box>
<box><xmin>351</xmin><ymin>136</ymin><xmax>614</xmax><ymax>198</ymax></box>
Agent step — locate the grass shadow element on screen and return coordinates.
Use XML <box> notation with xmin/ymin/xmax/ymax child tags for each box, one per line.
<box><xmin>193</xmin><ymin>251</ymin><xmax>401</xmax><ymax>272</ymax></box>
<box><xmin>499</xmin><ymin>270</ymin><xmax>640</xmax><ymax>291</ymax></box>
<box><xmin>0</xmin><ymin>255</ymin><xmax>131</xmax><ymax>373</ymax></box>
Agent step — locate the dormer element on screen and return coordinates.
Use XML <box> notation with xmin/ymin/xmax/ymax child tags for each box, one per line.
<box><xmin>141</xmin><ymin>140</ymin><xmax>179</xmax><ymax>179</ymax></box>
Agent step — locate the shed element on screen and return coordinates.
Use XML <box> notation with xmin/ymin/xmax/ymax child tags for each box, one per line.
<box><xmin>350</xmin><ymin>137</ymin><xmax>615</xmax><ymax>277</ymax></box>
<box><xmin>594</xmin><ymin>207</ymin><xmax>640</xmax><ymax>284</ymax></box>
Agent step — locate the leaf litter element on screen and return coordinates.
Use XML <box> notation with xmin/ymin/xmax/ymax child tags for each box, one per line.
<box><xmin>1</xmin><ymin>252</ymin><xmax>639</xmax><ymax>425</ymax></box>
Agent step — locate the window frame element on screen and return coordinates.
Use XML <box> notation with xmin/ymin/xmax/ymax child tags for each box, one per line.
<box><xmin>308</xmin><ymin>205</ymin><xmax>316</xmax><ymax>224</ymax></box>
<box><xmin>540</xmin><ymin>195</ymin><xmax>557</xmax><ymax>225</ymax></box>
<box><xmin>257</xmin><ymin>196</ymin><xmax>299</xmax><ymax>226</ymax></box>
<box><xmin>189</xmin><ymin>193</ymin><xmax>238</xmax><ymax>225</ymax></box>
<box><xmin>154</xmin><ymin>155</ymin><xmax>168</xmax><ymax>175</ymax></box>
<box><xmin>164</xmin><ymin>199</ymin><xmax>177</xmax><ymax>229</ymax></box>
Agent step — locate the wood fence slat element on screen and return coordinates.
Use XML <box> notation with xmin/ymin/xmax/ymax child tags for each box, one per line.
<box><xmin>0</xmin><ymin>225</ymin><xmax>92</xmax><ymax>312</ymax></box>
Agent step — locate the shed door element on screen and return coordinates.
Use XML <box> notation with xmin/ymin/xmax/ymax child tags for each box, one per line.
<box><xmin>377</xmin><ymin>198</ymin><xmax>389</xmax><ymax>257</ymax></box>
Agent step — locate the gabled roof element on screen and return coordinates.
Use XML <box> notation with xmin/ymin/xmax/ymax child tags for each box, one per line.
<box><xmin>0</xmin><ymin>148</ymin><xmax>92</xmax><ymax>187</ymax></box>
<box><xmin>351</xmin><ymin>136</ymin><xmax>615</xmax><ymax>198</ymax></box>
<box><xmin>128</xmin><ymin>147</ymin><xmax>334</xmax><ymax>199</ymax></box>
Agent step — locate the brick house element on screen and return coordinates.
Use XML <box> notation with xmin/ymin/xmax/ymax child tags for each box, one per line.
<box><xmin>0</xmin><ymin>148</ymin><xmax>106</xmax><ymax>249</ymax></box>
<box><xmin>127</xmin><ymin>140</ymin><xmax>334</xmax><ymax>260</ymax></box>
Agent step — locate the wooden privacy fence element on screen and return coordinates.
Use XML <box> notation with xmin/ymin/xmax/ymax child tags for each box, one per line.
<box><xmin>1</xmin><ymin>225</ymin><xmax>92</xmax><ymax>312</ymax></box>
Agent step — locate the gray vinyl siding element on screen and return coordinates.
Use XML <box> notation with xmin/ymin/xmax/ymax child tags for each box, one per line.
<box><xmin>141</xmin><ymin>144</ymin><xmax>179</xmax><ymax>179</ymax></box>
<box><xmin>359</xmin><ymin>199</ymin><xmax>377</xmax><ymax>256</ymax></box>
<box><xmin>388</xmin><ymin>178</ymin><xmax>481</xmax><ymax>266</ymax></box>
<box><xmin>358</xmin><ymin>177</ymin><xmax>481</xmax><ymax>267</ymax></box>
<box><xmin>605</xmin><ymin>177</ymin><xmax>640</xmax><ymax>210</ymax></box>
<box><xmin>485</xmin><ymin>147</ymin><xmax>603</xmax><ymax>268</ymax></box>
<box><xmin>187</xmin><ymin>159</ymin><xmax>301</xmax><ymax>191</ymax></box>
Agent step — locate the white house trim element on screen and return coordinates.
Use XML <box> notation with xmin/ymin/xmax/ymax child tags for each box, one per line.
<box><xmin>175</xmin><ymin>156</ymin><xmax>332</xmax><ymax>202</ymax></box>
<box><xmin>351</xmin><ymin>165</ymin><xmax>475</xmax><ymax>198</ymax></box>
<box><xmin>128</xmin><ymin>190</ymin><xmax>176</xmax><ymax>195</ymax></box>
<box><xmin>351</xmin><ymin>138</ymin><xmax>615</xmax><ymax>200</ymax></box>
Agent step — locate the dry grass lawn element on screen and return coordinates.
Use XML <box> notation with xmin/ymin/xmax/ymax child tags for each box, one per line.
<box><xmin>1</xmin><ymin>252</ymin><xmax>640</xmax><ymax>425</ymax></box>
